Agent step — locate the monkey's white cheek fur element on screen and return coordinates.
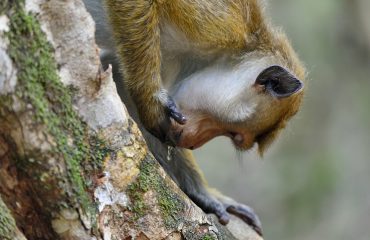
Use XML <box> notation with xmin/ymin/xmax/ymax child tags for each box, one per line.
<box><xmin>172</xmin><ymin>56</ymin><xmax>280</xmax><ymax>123</ymax></box>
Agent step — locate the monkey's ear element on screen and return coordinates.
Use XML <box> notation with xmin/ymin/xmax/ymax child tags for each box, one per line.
<box><xmin>256</xmin><ymin>65</ymin><xmax>303</xmax><ymax>98</ymax></box>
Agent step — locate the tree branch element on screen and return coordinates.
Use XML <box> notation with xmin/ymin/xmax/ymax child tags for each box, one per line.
<box><xmin>0</xmin><ymin>1</ymin><xmax>262</xmax><ymax>239</ymax></box>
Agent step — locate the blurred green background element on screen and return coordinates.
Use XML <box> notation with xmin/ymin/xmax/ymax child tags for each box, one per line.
<box><xmin>195</xmin><ymin>1</ymin><xmax>370</xmax><ymax>239</ymax></box>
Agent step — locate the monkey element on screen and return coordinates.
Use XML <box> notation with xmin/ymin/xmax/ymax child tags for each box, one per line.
<box><xmin>83</xmin><ymin>0</ymin><xmax>305</xmax><ymax>236</ymax></box>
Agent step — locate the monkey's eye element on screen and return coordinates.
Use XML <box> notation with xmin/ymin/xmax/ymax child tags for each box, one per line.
<box><xmin>256</xmin><ymin>65</ymin><xmax>303</xmax><ymax>98</ymax></box>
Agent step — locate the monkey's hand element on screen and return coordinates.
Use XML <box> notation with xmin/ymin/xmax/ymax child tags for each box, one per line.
<box><xmin>139</xmin><ymin>90</ymin><xmax>186</xmax><ymax>145</ymax></box>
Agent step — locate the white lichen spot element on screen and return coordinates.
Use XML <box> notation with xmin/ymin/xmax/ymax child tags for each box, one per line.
<box><xmin>0</xmin><ymin>49</ymin><xmax>17</xmax><ymax>94</ymax></box>
<box><xmin>58</xmin><ymin>66</ymin><xmax>74</xmax><ymax>87</ymax></box>
<box><xmin>40</xmin><ymin>172</ymin><xmax>50</xmax><ymax>182</ymax></box>
<box><xmin>0</xmin><ymin>15</ymin><xmax>9</xmax><ymax>33</ymax></box>
<box><xmin>123</xmin><ymin>147</ymin><xmax>136</xmax><ymax>158</ymax></box>
<box><xmin>22</xmin><ymin>123</ymin><xmax>52</xmax><ymax>152</ymax></box>
<box><xmin>52</xmin><ymin>218</ymin><xmax>70</xmax><ymax>234</ymax></box>
<box><xmin>102</xmin><ymin>226</ymin><xmax>112</xmax><ymax>240</ymax></box>
<box><xmin>61</xmin><ymin>209</ymin><xmax>79</xmax><ymax>220</ymax></box>
<box><xmin>78</xmin><ymin>65</ymin><xmax>128</xmax><ymax>129</ymax></box>
<box><xmin>94</xmin><ymin>172</ymin><xmax>128</xmax><ymax>212</ymax></box>
<box><xmin>25</xmin><ymin>0</ymin><xmax>41</xmax><ymax>14</ymax></box>
<box><xmin>208</xmin><ymin>224</ymin><xmax>219</xmax><ymax>235</ymax></box>
<box><xmin>52</xmin><ymin>209</ymin><xmax>97</xmax><ymax>240</ymax></box>
<box><xmin>78</xmin><ymin>207</ymin><xmax>93</xmax><ymax>230</ymax></box>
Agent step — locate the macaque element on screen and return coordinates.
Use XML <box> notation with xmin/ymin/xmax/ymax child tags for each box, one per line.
<box><xmin>84</xmin><ymin>0</ymin><xmax>305</xmax><ymax>236</ymax></box>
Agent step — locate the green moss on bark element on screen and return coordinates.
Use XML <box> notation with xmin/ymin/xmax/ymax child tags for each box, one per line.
<box><xmin>0</xmin><ymin>197</ymin><xmax>17</xmax><ymax>240</ymax></box>
<box><xmin>182</xmin><ymin>230</ymin><xmax>219</xmax><ymax>240</ymax></box>
<box><xmin>88</xmin><ymin>135</ymin><xmax>110</xmax><ymax>173</ymax></box>
<box><xmin>127</xmin><ymin>156</ymin><xmax>184</xmax><ymax>228</ymax></box>
<box><xmin>0</xmin><ymin>1</ymin><xmax>8</xmax><ymax>15</ymax></box>
<box><xmin>6</xmin><ymin>1</ymin><xmax>90</xmax><ymax>213</ymax></box>
<box><xmin>201</xmin><ymin>234</ymin><xmax>216</xmax><ymax>240</ymax></box>
<box><xmin>2</xmin><ymin>1</ymin><xmax>109</xmax><ymax>220</ymax></box>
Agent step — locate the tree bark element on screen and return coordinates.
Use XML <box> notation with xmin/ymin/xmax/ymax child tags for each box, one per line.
<box><xmin>0</xmin><ymin>1</ymin><xmax>262</xmax><ymax>239</ymax></box>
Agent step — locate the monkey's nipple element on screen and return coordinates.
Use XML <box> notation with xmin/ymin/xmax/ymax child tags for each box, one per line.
<box><xmin>229</xmin><ymin>131</ymin><xmax>256</xmax><ymax>150</ymax></box>
<box><xmin>233</xmin><ymin>134</ymin><xmax>244</xmax><ymax>144</ymax></box>
<box><xmin>229</xmin><ymin>132</ymin><xmax>244</xmax><ymax>145</ymax></box>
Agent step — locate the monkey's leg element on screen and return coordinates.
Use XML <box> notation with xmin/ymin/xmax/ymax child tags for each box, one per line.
<box><xmin>104</xmin><ymin>0</ymin><xmax>185</xmax><ymax>143</ymax></box>
<box><xmin>157</xmin><ymin>147</ymin><xmax>263</xmax><ymax>236</ymax></box>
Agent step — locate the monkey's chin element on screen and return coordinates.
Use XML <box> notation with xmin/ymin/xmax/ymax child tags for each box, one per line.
<box><xmin>174</xmin><ymin>122</ymin><xmax>255</xmax><ymax>150</ymax></box>
<box><xmin>175</xmin><ymin>127</ymin><xmax>226</xmax><ymax>150</ymax></box>
<box><xmin>178</xmin><ymin>135</ymin><xmax>255</xmax><ymax>151</ymax></box>
<box><xmin>177</xmin><ymin>132</ymin><xmax>254</xmax><ymax>151</ymax></box>
<box><xmin>177</xmin><ymin>134</ymin><xmax>218</xmax><ymax>150</ymax></box>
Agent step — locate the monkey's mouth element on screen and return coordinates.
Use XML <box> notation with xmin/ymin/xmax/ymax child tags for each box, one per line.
<box><xmin>174</xmin><ymin>125</ymin><xmax>224</xmax><ymax>150</ymax></box>
<box><xmin>171</xmin><ymin>111</ymin><xmax>255</xmax><ymax>150</ymax></box>
<box><xmin>176</xmin><ymin>129</ymin><xmax>253</xmax><ymax>150</ymax></box>
<box><xmin>184</xmin><ymin>131</ymin><xmax>224</xmax><ymax>150</ymax></box>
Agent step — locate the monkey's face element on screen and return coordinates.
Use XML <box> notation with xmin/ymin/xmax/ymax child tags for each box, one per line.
<box><xmin>171</xmin><ymin>61</ymin><xmax>304</xmax><ymax>154</ymax></box>
<box><xmin>169</xmin><ymin>112</ymin><xmax>257</xmax><ymax>151</ymax></box>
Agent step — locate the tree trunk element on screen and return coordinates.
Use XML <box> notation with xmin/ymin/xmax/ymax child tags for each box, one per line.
<box><xmin>0</xmin><ymin>1</ymin><xmax>262</xmax><ymax>239</ymax></box>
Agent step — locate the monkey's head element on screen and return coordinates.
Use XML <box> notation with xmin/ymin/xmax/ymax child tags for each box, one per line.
<box><xmin>170</xmin><ymin>49</ymin><xmax>305</xmax><ymax>155</ymax></box>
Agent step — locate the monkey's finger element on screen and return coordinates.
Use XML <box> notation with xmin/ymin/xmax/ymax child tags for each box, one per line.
<box><xmin>165</xmin><ymin>97</ymin><xmax>187</xmax><ymax>124</ymax></box>
<box><xmin>170</xmin><ymin>110</ymin><xmax>186</xmax><ymax>124</ymax></box>
<box><xmin>214</xmin><ymin>208</ymin><xmax>231</xmax><ymax>225</ymax></box>
<box><xmin>218</xmin><ymin>212</ymin><xmax>230</xmax><ymax>225</ymax></box>
<box><xmin>227</xmin><ymin>205</ymin><xmax>263</xmax><ymax>237</ymax></box>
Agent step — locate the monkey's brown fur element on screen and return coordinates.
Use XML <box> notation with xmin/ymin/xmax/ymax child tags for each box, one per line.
<box><xmin>105</xmin><ymin>0</ymin><xmax>305</xmax><ymax>142</ymax></box>
<box><xmin>103</xmin><ymin>0</ymin><xmax>306</xmax><ymax>235</ymax></box>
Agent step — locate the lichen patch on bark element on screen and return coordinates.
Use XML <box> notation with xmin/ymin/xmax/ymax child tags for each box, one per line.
<box><xmin>5</xmin><ymin>1</ymin><xmax>93</xmax><ymax>215</ymax></box>
<box><xmin>0</xmin><ymin>197</ymin><xmax>17</xmax><ymax>240</ymax></box>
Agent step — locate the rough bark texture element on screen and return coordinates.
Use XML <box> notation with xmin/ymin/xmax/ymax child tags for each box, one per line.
<box><xmin>0</xmin><ymin>1</ymin><xmax>263</xmax><ymax>239</ymax></box>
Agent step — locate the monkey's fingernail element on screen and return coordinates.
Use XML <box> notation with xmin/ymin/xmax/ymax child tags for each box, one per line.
<box><xmin>172</xmin><ymin>113</ymin><xmax>187</xmax><ymax>124</ymax></box>
<box><xmin>178</xmin><ymin>115</ymin><xmax>187</xmax><ymax>124</ymax></box>
<box><xmin>219</xmin><ymin>214</ymin><xmax>230</xmax><ymax>225</ymax></box>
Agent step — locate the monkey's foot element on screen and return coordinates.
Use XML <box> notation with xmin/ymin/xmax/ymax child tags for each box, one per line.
<box><xmin>225</xmin><ymin>203</ymin><xmax>263</xmax><ymax>236</ymax></box>
<box><xmin>211</xmin><ymin>202</ymin><xmax>262</xmax><ymax>236</ymax></box>
<box><xmin>191</xmin><ymin>192</ymin><xmax>263</xmax><ymax>236</ymax></box>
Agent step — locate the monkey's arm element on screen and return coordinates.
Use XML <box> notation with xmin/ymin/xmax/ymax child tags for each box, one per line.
<box><xmin>104</xmin><ymin>0</ymin><xmax>185</xmax><ymax>142</ymax></box>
